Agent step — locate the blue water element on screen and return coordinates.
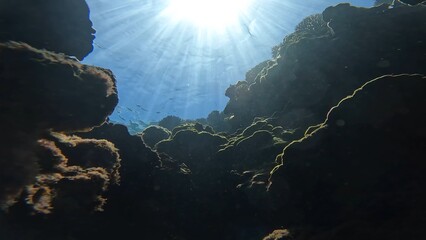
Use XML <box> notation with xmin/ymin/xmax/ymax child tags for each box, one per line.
<box><xmin>83</xmin><ymin>0</ymin><xmax>373</xmax><ymax>126</ymax></box>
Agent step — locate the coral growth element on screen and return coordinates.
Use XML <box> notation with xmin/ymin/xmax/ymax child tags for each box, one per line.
<box><xmin>0</xmin><ymin>41</ymin><xmax>118</xmax><ymax>210</ymax></box>
<box><xmin>268</xmin><ymin>74</ymin><xmax>426</xmax><ymax>239</ymax></box>
<box><xmin>1</xmin><ymin>2</ymin><xmax>426</xmax><ymax>240</ymax></box>
<box><xmin>224</xmin><ymin>3</ymin><xmax>426</xmax><ymax>132</ymax></box>
<box><xmin>139</xmin><ymin>125</ymin><xmax>170</xmax><ymax>149</ymax></box>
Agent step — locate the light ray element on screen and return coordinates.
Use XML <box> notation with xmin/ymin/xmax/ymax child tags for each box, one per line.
<box><xmin>162</xmin><ymin>0</ymin><xmax>253</xmax><ymax>31</ymax></box>
<box><xmin>84</xmin><ymin>0</ymin><xmax>374</xmax><ymax>126</ymax></box>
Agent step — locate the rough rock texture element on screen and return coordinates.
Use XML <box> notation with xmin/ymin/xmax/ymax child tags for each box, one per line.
<box><xmin>155</xmin><ymin>123</ymin><xmax>230</xmax><ymax>189</ymax></box>
<box><xmin>151</xmin><ymin>120</ymin><xmax>291</xmax><ymax>239</ymax></box>
<box><xmin>76</xmin><ymin>123</ymin><xmax>163</xmax><ymax>191</ymax></box>
<box><xmin>216</xmin><ymin>119</ymin><xmax>288</xmax><ymax>172</ymax></box>
<box><xmin>2</xmin><ymin>2</ymin><xmax>426</xmax><ymax>240</ymax></box>
<box><xmin>0</xmin><ymin>0</ymin><xmax>95</xmax><ymax>60</ymax></box>
<box><xmin>75</xmin><ymin>123</ymin><xmax>194</xmax><ymax>240</ymax></box>
<box><xmin>0</xmin><ymin>42</ymin><xmax>118</xmax><ymax>132</ymax></box>
<box><xmin>0</xmin><ymin>129</ymin><xmax>38</xmax><ymax>210</ymax></box>
<box><xmin>30</xmin><ymin>131</ymin><xmax>120</xmax><ymax>214</ymax></box>
<box><xmin>268</xmin><ymin>74</ymin><xmax>426</xmax><ymax>239</ymax></box>
<box><xmin>206</xmin><ymin>110</ymin><xmax>231</xmax><ymax>133</ymax></box>
<box><xmin>157</xmin><ymin>131</ymin><xmax>227</xmax><ymax>171</ymax></box>
<box><xmin>224</xmin><ymin>3</ymin><xmax>426</xmax><ymax>131</ymax></box>
<box><xmin>1</xmin><ymin>122</ymin><xmax>192</xmax><ymax>240</ymax></box>
<box><xmin>139</xmin><ymin>125</ymin><xmax>171</xmax><ymax>149</ymax></box>
<box><xmin>0</xmin><ymin>0</ymin><xmax>118</xmax><ymax>215</ymax></box>
<box><xmin>0</xmin><ymin>42</ymin><xmax>118</xmax><ymax>209</ymax></box>
<box><xmin>262</xmin><ymin>229</ymin><xmax>292</xmax><ymax>240</ymax></box>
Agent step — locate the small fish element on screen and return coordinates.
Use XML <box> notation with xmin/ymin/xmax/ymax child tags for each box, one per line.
<box><xmin>126</xmin><ymin>107</ymin><xmax>133</xmax><ymax>112</ymax></box>
<box><xmin>136</xmin><ymin>105</ymin><xmax>147</xmax><ymax>111</ymax></box>
<box><xmin>94</xmin><ymin>42</ymin><xmax>107</xmax><ymax>50</ymax></box>
<box><xmin>242</xmin><ymin>22</ymin><xmax>253</xmax><ymax>37</ymax></box>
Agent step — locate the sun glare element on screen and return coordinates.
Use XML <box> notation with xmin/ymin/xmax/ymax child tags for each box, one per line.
<box><xmin>163</xmin><ymin>0</ymin><xmax>252</xmax><ymax>30</ymax></box>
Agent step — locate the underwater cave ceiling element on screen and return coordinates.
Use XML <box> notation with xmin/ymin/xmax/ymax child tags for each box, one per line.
<box><xmin>1</xmin><ymin>0</ymin><xmax>426</xmax><ymax>240</ymax></box>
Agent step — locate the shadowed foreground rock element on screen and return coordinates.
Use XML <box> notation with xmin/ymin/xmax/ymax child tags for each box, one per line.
<box><xmin>0</xmin><ymin>0</ymin><xmax>95</xmax><ymax>60</ymax></box>
<box><xmin>0</xmin><ymin>41</ymin><xmax>118</xmax><ymax>210</ymax></box>
<box><xmin>30</xmin><ymin>132</ymin><xmax>120</xmax><ymax>214</ymax></box>
<box><xmin>268</xmin><ymin>74</ymin><xmax>426</xmax><ymax>239</ymax></box>
<box><xmin>2</xmin><ymin>2</ymin><xmax>426</xmax><ymax>240</ymax></box>
<box><xmin>0</xmin><ymin>42</ymin><xmax>118</xmax><ymax>132</ymax></box>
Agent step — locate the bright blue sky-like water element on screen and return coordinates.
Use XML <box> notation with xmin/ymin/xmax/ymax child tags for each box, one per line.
<box><xmin>83</xmin><ymin>0</ymin><xmax>374</xmax><ymax>126</ymax></box>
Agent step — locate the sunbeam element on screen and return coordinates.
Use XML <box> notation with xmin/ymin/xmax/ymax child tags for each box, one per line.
<box><xmin>162</xmin><ymin>0</ymin><xmax>253</xmax><ymax>30</ymax></box>
<box><xmin>83</xmin><ymin>0</ymin><xmax>373</xmax><ymax>126</ymax></box>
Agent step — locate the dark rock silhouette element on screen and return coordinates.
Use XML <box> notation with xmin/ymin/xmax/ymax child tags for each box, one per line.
<box><xmin>77</xmin><ymin>123</ymin><xmax>162</xmax><ymax>183</ymax></box>
<box><xmin>268</xmin><ymin>74</ymin><xmax>426</xmax><ymax>239</ymax></box>
<box><xmin>0</xmin><ymin>42</ymin><xmax>118</xmax><ymax>210</ymax></box>
<box><xmin>224</xmin><ymin>3</ymin><xmax>426</xmax><ymax>132</ymax></box>
<box><xmin>0</xmin><ymin>0</ymin><xmax>95</xmax><ymax>60</ymax></box>
<box><xmin>139</xmin><ymin>125</ymin><xmax>171</xmax><ymax>149</ymax></box>
<box><xmin>2</xmin><ymin>2</ymin><xmax>426</xmax><ymax>240</ymax></box>
<box><xmin>75</xmin><ymin>123</ymin><xmax>193</xmax><ymax>239</ymax></box>
<box><xmin>158</xmin><ymin>115</ymin><xmax>183</xmax><ymax>130</ymax></box>
<box><xmin>0</xmin><ymin>42</ymin><xmax>118</xmax><ymax>132</ymax></box>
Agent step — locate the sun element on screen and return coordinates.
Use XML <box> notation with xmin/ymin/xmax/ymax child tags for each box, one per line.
<box><xmin>163</xmin><ymin>0</ymin><xmax>252</xmax><ymax>30</ymax></box>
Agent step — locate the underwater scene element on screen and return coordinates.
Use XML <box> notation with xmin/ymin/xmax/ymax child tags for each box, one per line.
<box><xmin>1</xmin><ymin>0</ymin><xmax>426</xmax><ymax>239</ymax></box>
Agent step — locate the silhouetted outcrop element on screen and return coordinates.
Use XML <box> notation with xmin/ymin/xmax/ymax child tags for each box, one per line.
<box><xmin>0</xmin><ymin>0</ymin><xmax>95</xmax><ymax>60</ymax></box>
<box><xmin>139</xmin><ymin>125</ymin><xmax>171</xmax><ymax>149</ymax></box>
<box><xmin>268</xmin><ymin>74</ymin><xmax>426</xmax><ymax>239</ymax></box>
<box><xmin>2</xmin><ymin>2</ymin><xmax>426</xmax><ymax>240</ymax></box>
<box><xmin>158</xmin><ymin>115</ymin><xmax>183</xmax><ymax>130</ymax></box>
<box><xmin>0</xmin><ymin>42</ymin><xmax>118</xmax><ymax>210</ymax></box>
<box><xmin>224</xmin><ymin>3</ymin><xmax>426</xmax><ymax>132</ymax></box>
